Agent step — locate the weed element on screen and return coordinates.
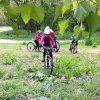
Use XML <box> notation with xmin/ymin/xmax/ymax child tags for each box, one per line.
<box><xmin>2</xmin><ymin>53</ymin><xmax>17</xmax><ymax>65</ymax></box>
<box><xmin>15</xmin><ymin>60</ymin><xmax>23</xmax><ymax>71</ymax></box>
<box><xmin>54</xmin><ymin>55</ymin><xmax>97</xmax><ymax>80</ymax></box>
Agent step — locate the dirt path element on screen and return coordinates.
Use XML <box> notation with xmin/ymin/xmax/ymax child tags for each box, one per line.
<box><xmin>0</xmin><ymin>39</ymin><xmax>29</xmax><ymax>43</ymax></box>
<box><xmin>0</xmin><ymin>26</ymin><xmax>13</xmax><ymax>32</ymax></box>
<box><xmin>0</xmin><ymin>39</ymin><xmax>84</xmax><ymax>44</ymax></box>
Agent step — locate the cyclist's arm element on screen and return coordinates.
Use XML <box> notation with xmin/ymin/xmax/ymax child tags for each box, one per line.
<box><xmin>50</xmin><ymin>36</ymin><xmax>55</xmax><ymax>46</ymax></box>
<box><xmin>37</xmin><ymin>34</ymin><xmax>42</xmax><ymax>39</ymax></box>
<box><xmin>40</xmin><ymin>36</ymin><xmax>44</xmax><ymax>45</ymax></box>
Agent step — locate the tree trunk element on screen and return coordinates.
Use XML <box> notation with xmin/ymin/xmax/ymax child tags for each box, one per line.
<box><xmin>29</xmin><ymin>19</ymin><xmax>35</xmax><ymax>33</ymax></box>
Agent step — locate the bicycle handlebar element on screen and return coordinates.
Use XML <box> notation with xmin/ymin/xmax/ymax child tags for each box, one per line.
<box><xmin>43</xmin><ymin>46</ymin><xmax>53</xmax><ymax>50</ymax></box>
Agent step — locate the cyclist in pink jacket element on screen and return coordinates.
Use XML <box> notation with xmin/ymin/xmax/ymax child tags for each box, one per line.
<box><xmin>34</xmin><ymin>30</ymin><xmax>42</xmax><ymax>51</ymax></box>
<box><xmin>40</xmin><ymin>26</ymin><xmax>55</xmax><ymax>62</ymax></box>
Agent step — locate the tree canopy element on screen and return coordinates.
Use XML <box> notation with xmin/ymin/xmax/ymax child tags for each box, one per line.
<box><xmin>0</xmin><ymin>0</ymin><xmax>100</xmax><ymax>38</ymax></box>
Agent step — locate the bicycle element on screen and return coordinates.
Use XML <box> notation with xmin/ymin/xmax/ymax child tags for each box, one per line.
<box><xmin>53</xmin><ymin>40</ymin><xmax>60</xmax><ymax>52</ymax></box>
<box><xmin>27</xmin><ymin>40</ymin><xmax>43</xmax><ymax>52</ymax></box>
<box><xmin>70</xmin><ymin>43</ymin><xmax>77</xmax><ymax>54</ymax></box>
<box><xmin>27</xmin><ymin>40</ymin><xmax>60</xmax><ymax>52</ymax></box>
<box><xmin>43</xmin><ymin>46</ymin><xmax>53</xmax><ymax>76</ymax></box>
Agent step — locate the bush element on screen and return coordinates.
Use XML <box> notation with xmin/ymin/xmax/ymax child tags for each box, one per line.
<box><xmin>2</xmin><ymin>53</ymin><xmax>17</xmax><ymax>65</ymax></box>
<box><xmin>0</xmin><ymin>80</ymin><xmax>26</xmax><ymax>100</ymax></box>
<box><xmin>54</xmin><ymin>55</ymin><xmax>97</xmax><ymax>80</ymax></box>
<box><xmin>85</xmin><ymin>38</ymin><xmax>93</xmax><ymax>46</ymax></box>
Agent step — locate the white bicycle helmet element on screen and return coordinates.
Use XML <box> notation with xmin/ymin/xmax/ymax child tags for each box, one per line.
<box><xmin>44</xmin><ymin>28</ymin><xmax>50</xmax><ymax>34</ymax></box>
<box><xmin>44</xmin><ymin>26</ymin><xmax>50</xmax><ymax>34</ymax></box>
<box><xmin>45</xmin><ymin>26</ymin><xmax>50</xmax><ymax>29</ymax></box>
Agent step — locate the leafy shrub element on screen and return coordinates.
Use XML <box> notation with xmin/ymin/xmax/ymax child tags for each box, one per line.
<box><xmin>0</xmin><ymin>80</ymin><xmax>26</xmax><ymax>100</ymax></box>
<box><xmin>85</xmin><ymin>38</ymin><xmax>93</xmax><ymax>46</ymax></box>
<box><xmin>2</xmin><ymin>53</ymin><xmax>17</xmax><ymax>65</ymax></box>
<box><xmin>54</xmin><ymin>56</ymin><xmax>97</xmax><ymax>80</ymax></box>
<box><xmin>26</xmin><ymin>64</ymin><xmax>40</xmax><ymax>79</ymax></box>
<box><xmin>15</xmin><ymin>61</ymin><xmax>23</xmax><ymax>71</ymax></box>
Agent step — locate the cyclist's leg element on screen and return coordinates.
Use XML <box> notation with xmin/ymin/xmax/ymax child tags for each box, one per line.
<box><xmin>42</xmin><ymin>48</ymin><xmax>46</xmax><ymax>62</ymax></box>
<box><xmin>49</xmin><ymin>49</ymin><xmax>53</xmax><ymax>59</ymax></box>
<box><xmin>52</xmin><ymin>37</ymin><xmax>56</xmax><ymax>47</ymax></box>
<box><xmin>69</xmin><ymin>43</ymin><xmax>72</xmax><ymax>51</ymax></box>
<box><xmin>34</xmin><ymin>40</ymin><xmax>38</xmax><ymax>50</ymax></box>
<box><xmin>75</xmin><ymin>41</ymin><xmax>78</xmax><ymax>53</ymax></box>
<box><xmin>37</xmin><ymin>41</ymin><xmax>40</xmax><ymax>51</ymax></box>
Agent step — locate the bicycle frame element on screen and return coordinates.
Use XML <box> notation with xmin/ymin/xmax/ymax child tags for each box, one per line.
<box><xmin>43</xmin><ymin>46</ymin><xmax>53</xmax><ymax>76</ymax></box>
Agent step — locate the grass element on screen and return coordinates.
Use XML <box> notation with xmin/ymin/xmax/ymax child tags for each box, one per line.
<box><xmin>0</xmin><ymin>30</ymin><xmax>35</xmax><ymax>41</ymax></box>
<box><xmin>0</xmin><ymin>42</ymin><xmax>100</xmax><ymax>100</ymax></box>
<box><xmin>0</xmin><ymin>30</ymin><xmax>75</xmax><ymax>41</ymax></box>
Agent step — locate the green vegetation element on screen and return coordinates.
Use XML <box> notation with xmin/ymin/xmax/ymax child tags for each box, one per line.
<box><xmin>0</xmin><ymin>30</ymin><xmax>73</xmax><ymax>40</ymax></box>
<box><xmin>0</xmin><ymin>30</ymin><xmax>35</xmax><ymax>41</ymax></box>
<box><xmin>0</xmin><ymin>43</ymin><xmax>99</xmax><ymax>100</ymax></box>
<box><xmin>1</xmin><ymin>0</ymin><xmax>100</xmax><ymax>38</ymax></box>
<box><xmin>54</xmin><ymin>55</ymin><xmax>97</xmax><ymax>80</ymax></box>
<box><xmin>0</xmin><ymin>30</ymin><xmax>100</xmax><ymax>44</ymax></box>
<box><xmin>0</xmin><ymin>0</ymin><xmax>100</xmax><ymax>99</ymax></box>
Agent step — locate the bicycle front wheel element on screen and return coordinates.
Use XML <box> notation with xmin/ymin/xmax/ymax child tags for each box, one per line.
<box><xmin>27</xmin><ymin>42</ymin><xmax>36</xmax><ymax>52</ymax></box>
<box><xmin>44</xmin><ymin>55</ymin><xmax>53</xmax><ymax>76</ymax></box>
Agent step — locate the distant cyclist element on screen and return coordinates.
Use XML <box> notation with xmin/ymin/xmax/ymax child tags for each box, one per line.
<box><xmin>40</xmin><ymin>26</ymin><xmax>55</xmax><ymax>62</ymax></box>
<box><xmin>69</xmin><ymin>34</ymin><xmax>78</xmax><ymax>53</ymax></box>
<box><xmin>50</xmin><ymin>29</ymin><xmax>57</xmax><ymax>46</ymax></box>
<box><xmin>34</xmin><ymin>30</ymin><xmax>42</xmax><ymax>51</ymax></box>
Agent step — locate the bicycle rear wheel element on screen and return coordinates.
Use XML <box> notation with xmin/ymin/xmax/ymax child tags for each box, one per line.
<box><xmin>72</xmin><ymin>45</ymin><xmax>76</xmax><ymax>54</ymax></box>
<box><xmin>72</xmin><ymin>48</ymin><xmax>75</xmax><ymax>54</ymax></box>
<box><xmin>44</xmin><ymin>55</ymin><xmax>53</xmax><ymax>76</ymax></box>
<box><xmin>53</xmin><ymin>41</ymin><xmax>60</xmax><ymax>52</ymax></box>
<box><xmin>27</xmin><ymin>42</ymin><xmax>36</xmax><ymax>52</ymax></box>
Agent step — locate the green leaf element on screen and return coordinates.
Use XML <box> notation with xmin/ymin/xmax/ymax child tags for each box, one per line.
<box><xmin>9</xmin><ymin>22</ymin><xmax>18</xmax><ymax>30</ymax></box>
<box><xmin>1</xmin><ymin>0</ymin><xmax>10</xmax><ymax>8</ymax></box>
<box><xmin>6</xmin><ymin>7</ymin><xmax>18</xmax><ymax>19</ymax></box>
<box><xmin>59</xmin><ymin>19</ymin><xmax>69</xmax><ymax>34</ymax></box>
<box><xmin>95</xmin><ymin>0</ymin><xmax>100</xmax><ymax>6</ymax></box>
<box><xmin>80</xmin><ymin>1</ymin><xmax>91</xmax><ymax>14</ymax></box>
<box><xmin>77</xmin><ymin>30</ymin><xmax>85</xmax><ymax>40</ymax></box>
<box><xmin>74</xmin><ymin>25</ymin><xmax>80</xmax><ymax>34</ymax></box>
<box><xmin>85</xmin><ymin>12</ymin><xmax>100</xmax><ymax>37</ymax></box>
<box><xmin>54</xmin><ymin>5</ymin><xmax>62</xmax><ymax>21</ymax></box>
<box><xmin>20</xmin><ymin>4</ymin><xmax>32</xmax><ymax>24</ymax></box>
<box><xmin>97</xmin><ymin>9</ymin><xmax>100</xmax><ymax>16</ymax></box>
<box><xmin>74</xmin><ymin>23</ymin><xmax>85</xmax><ymax>40</ymax></box>
<box><xmin>31</xmin><ymin>6</ymin><xmax>44</xmax><ymax>23</ymax></box>
<box><xmin>9</xmin><ymin>22</ymin><xmax>20</xmax><ymax>35</ymax></box>
<box><xmin>90</xmin><ymin>4</ymin><xmax>96</xmax><ymax>13</ymax></box>
<box><xmin>74</xmin><ymin>4</ymin><xmax>87</xmax><ymax>22</ymax></box>
<box><xmin>1</xmin><ymin>0</ymin><xmax>18</xmax><ymax>19</ymax></box>
<box><xmin>72</xmin><ymin>1</ymin><xmax>77</xmax><ymax>10</ymax></box>
<box><xmin>62</xmin><ymin>1</ymin><xmax>71</xmax><ymax>16</ymax></box>
<box><xmin>81</xmin><ymin>1</ymin><xmax>96</xmax><ymax>14</ymax></box>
